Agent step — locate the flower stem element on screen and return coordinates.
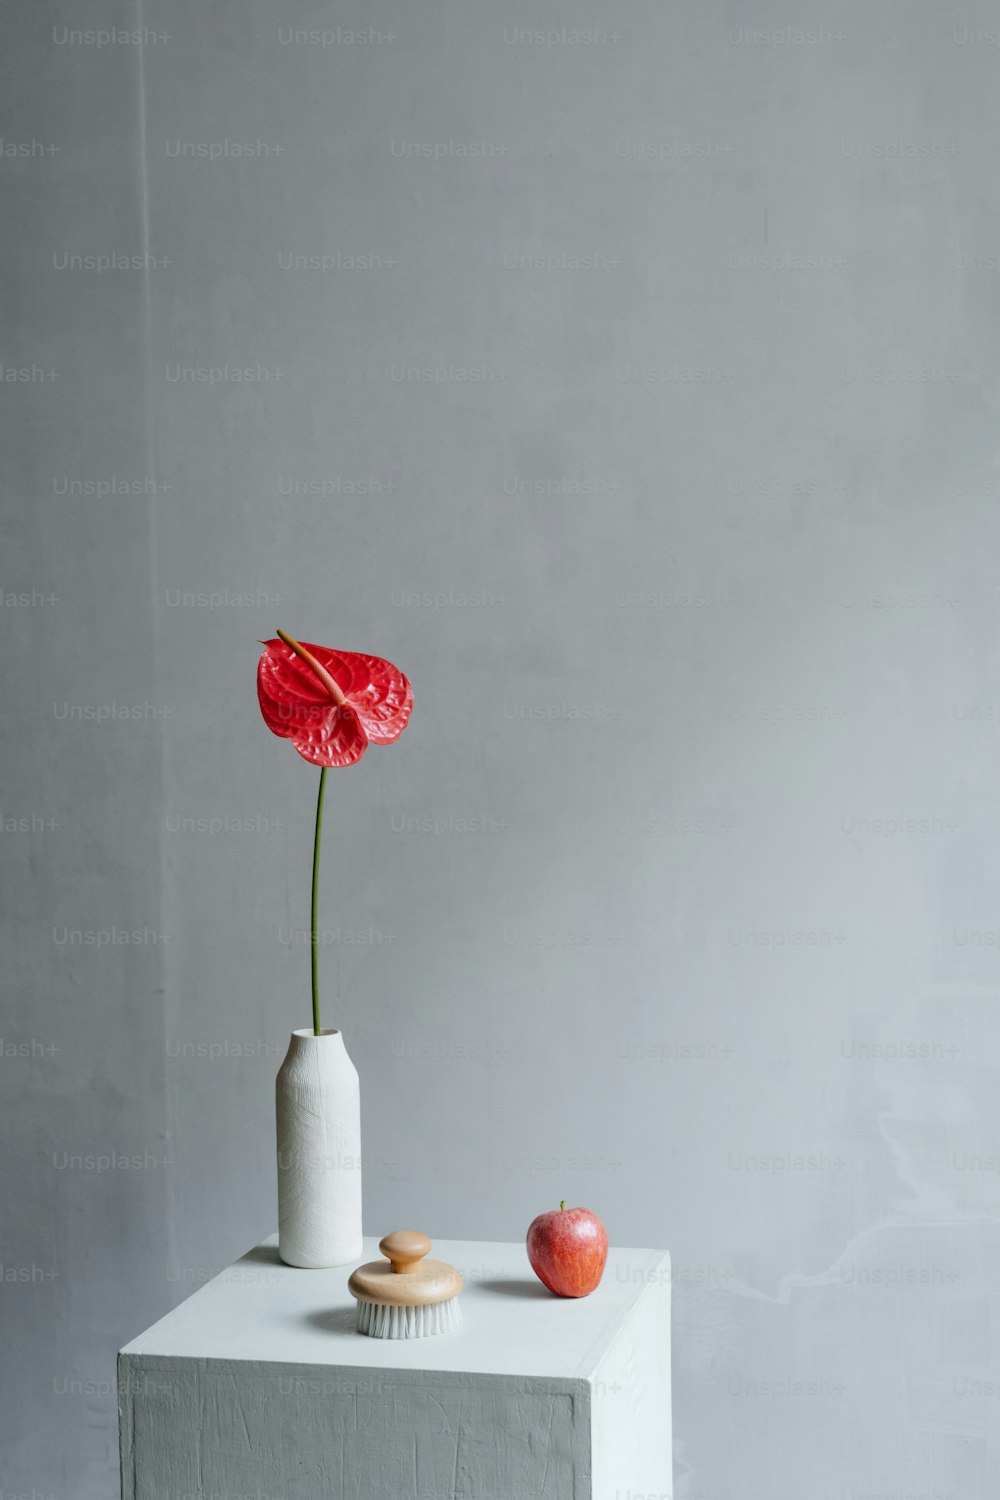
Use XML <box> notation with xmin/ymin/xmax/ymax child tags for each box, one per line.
<box><xmin>311</xmin><ymin>765</ymin><xmax>327</xmax><ymax>1036</ymax></box>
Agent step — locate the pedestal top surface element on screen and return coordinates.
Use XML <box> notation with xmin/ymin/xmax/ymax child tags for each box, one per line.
<box><xmin>120</xmin><ymin>1235</ymin><xmax>670</xmax><ymax>1381</ymax></box>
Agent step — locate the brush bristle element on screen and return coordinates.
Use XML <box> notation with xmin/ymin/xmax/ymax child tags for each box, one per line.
<box><xmin>355</xmin><ymin>1296</ymin><xmax>462</xmax><ymax>1339</ymax></box>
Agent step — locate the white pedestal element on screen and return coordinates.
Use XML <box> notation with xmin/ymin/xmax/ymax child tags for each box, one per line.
<box><xmin>119</xmin><ymin>1235</ymin><xmax>671</xmax><ymax>1500</ymax></box>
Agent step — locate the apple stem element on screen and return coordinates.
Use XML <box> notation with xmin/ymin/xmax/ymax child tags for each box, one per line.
<box><xmin>560</xmin><ymin>1200</ymin><xmax>566</xmax><ymax>1211</ymax></box>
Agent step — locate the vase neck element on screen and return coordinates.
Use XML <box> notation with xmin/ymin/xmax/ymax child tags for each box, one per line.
<box><xmin>287</xmin><ymin>1026</ymin><xmax>346</xmax><ymax>1053</ymax></box>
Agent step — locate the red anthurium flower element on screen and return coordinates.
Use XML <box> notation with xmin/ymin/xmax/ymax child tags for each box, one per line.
<box><xmin>258</xmin><ymin>630</ymin><xmax>413</xmax><ymax>1034</ymax></box>
<box><xmin>258</xmin><ymin>630</ymin><xmax>413</xmax><ymax>768</ymax></box>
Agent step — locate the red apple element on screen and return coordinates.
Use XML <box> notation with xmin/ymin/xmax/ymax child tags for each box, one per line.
<box><xmin>526</xmin><ymin>1200</ymin><xmax>608</xmax><ymax>1297</ymax></box>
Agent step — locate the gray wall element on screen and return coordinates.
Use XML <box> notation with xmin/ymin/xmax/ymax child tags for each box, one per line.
<box><xmin>2</xmin><ymin>1</ymin><xmax>998</xmax><ymax>1495</ymax></box>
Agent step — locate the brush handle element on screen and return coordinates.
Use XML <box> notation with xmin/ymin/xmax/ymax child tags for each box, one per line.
<box><xmin>379</xmin><ymin>1229</ymin><xmax>431</xmax><ymax>1274</ymax></box>
<box><xmin>349</xmin><ymin>1229</ymin><xmax>464</xmax><ymax>1308</ymax></box>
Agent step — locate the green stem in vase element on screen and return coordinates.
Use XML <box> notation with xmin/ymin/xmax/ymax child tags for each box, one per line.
<box><xmin>311</xmin><ymin>765</ymin><xmax>327</xmax><ymax>1036</ymax></box>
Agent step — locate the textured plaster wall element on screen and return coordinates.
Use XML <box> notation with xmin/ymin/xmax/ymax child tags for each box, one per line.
<box><xmin>2</xmin><ymin>1</ymin><xmax>999</xmax><ymax>1495</ymax></box>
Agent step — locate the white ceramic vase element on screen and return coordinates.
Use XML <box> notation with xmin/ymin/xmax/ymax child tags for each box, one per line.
<box><xmin>275</xmin><ymin>1027</ymin><xmax>363</xmax><ymax>1268</ymax></box>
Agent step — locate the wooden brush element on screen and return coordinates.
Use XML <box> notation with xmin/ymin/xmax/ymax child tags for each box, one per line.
<box><xmin>348</xmin><ymin>1230</ymin><xmax>464</xmax><ymax>1339</ymax></box>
